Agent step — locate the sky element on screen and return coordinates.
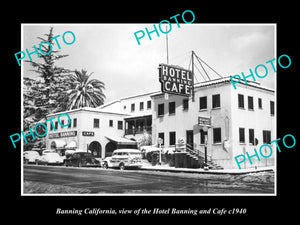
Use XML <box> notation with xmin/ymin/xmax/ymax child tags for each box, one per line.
<box><xmin>22</xmin><ymin>24</ymin><xmax>275</xmax><ymax>103</ymax></box>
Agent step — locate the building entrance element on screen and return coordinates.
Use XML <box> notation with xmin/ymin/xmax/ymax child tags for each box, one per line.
<box><xmin>105</xmin><ymin>142</ymin><xmax>117</xmax><ymax>157</ymax></box>
<box><xmin>88</xmin><ymin>141</ymin><xmax>102</xmax><ymax>158</ymax></box>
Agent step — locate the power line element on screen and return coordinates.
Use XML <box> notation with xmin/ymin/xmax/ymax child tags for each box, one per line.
<box><xmin>195</xmin><ymin>54</ymin><xmax>223</xmax><ymax>78</ymax></box>
<box><xmin>194</xmin><ymin>63</ymin><xmax>207</xmax><ymax>82</ymax></box>
<box><xmin>195</xmin><ymin>56</ymin><xmax>211</xmax><ymax>81</ymax></box>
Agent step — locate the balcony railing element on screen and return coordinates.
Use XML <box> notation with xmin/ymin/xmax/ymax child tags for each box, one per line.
<box><xmin>125</xmin><ymin>126</ymin><xmax>152</xmax><ymax>135</ymax></box>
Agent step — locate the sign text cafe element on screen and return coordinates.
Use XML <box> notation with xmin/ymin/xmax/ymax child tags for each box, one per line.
<box><xmin>159</xmin><ymin>64</ymin><xmax>194</xmax><ymax>97</ymax></box>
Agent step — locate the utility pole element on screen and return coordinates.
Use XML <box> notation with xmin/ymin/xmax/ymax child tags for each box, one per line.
<box><xmin>191</xmin><ymin>50</ymin><xmax>195</xmax><ymax>102</ymax></box>
<box><xmin>166</xmin><ymin>26</ymin><xmax>169</xmax><ymax>64</ymax></box>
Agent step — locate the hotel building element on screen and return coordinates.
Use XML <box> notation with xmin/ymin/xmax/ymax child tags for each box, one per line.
<box><xmin>45</xmin><ymin>91</ymin><xmax>157</xmax><ymax>158</ymax></box>
<box><xmin>151</xmin><ymin>77</ymin><xmax>275</xmax><ymax>169</ymax></box>
<box><xmin>45</xmin><ymin>76</ymin><xmax>275</xmax><ymax>169</ymax></box>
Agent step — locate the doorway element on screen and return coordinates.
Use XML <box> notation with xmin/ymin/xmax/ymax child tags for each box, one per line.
<box><xmin>105</xmin><ymin>142</ymin><xmax>117</xmax><ymax>157</ymax></box>
<box><xmin>88</xmin><ymin>141</ymin><xmax>102</xmax><ymax>158</ymax></box>
<box><xmin>186</xmin><ymin>130</ymin><xmax>194</xmax><ymax>149</ymax></box>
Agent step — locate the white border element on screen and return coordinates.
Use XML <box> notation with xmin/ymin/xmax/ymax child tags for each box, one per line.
<box><xmin>21</xmin><ymin>23</ymin><xmax>277</xmax><ymax>196</ymax></box>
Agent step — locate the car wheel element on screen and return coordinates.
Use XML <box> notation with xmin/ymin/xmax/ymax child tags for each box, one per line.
<box><xmin>119</xmin><ymin>163</ymin><xmax>125</xmax><ymax>170</ymax></box>
<box><xmin>103</xmin><ymin>162</ymin><xmax>108</xmax><ymax>169</ymax></box>
<box><xmin>24</xmin><ymin>159</ymin><xmax>29</xmax><ymax>164</ymax></box>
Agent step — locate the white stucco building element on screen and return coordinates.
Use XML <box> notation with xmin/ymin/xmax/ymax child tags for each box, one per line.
<box><xmin>45</xmin><ymin>91</ymin><xmax>157</xmax><ymax>159</ymax></box>
<box><xmin>151</xmin><ymin>77</ymin><xmax>275</xmax><ymax>169</ymax></box>
<box><xmin>45</xmin><ymin>76</ymin><xmax>275</xmax><ymax>169</ymax></box>
<box><xmin>45</xmin><ymin>108</ymin><xmax>135</xmax><ymax>158</ymax></box>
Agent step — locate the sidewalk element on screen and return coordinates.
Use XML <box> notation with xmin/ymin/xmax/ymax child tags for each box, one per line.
<box><xmin>140</xmin><ymin>164</ymin><xmax>274</xmax><ymax>175</ymax></box>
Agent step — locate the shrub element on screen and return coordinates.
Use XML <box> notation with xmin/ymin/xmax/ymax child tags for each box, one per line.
<box><xmin>165</xmin><ymin>153</ymin><xmax>175</xmax><ymax>167</ymax></box>
<box><xmin>146</xmin><ymin>151</ymin><xmax>160</xmax><ymax>166</ymax></box>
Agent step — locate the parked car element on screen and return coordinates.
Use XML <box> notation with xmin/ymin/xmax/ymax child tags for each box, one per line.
<box><xmin>36</xmin><ymin>152</ymin><xmax>64</xmax><ymax>166</ymax></box>
<box><xmin>23</xmin><ymin>151</ymin><xmax>41</xmax><ymax>164</ymax></box>
<box><xmin>42</xmin><ymin>149</ymin><xmax>56</xmax><ymax>154</ymax></box>
<box><xmin>65</xmin><ymin>152</ymin><xmax>100</xmax><ymax>167</ymax></box>
<box><xmin>102</xmin><ymin>149</ymin><xmax>142</xmax><ymax>170</ymax></box>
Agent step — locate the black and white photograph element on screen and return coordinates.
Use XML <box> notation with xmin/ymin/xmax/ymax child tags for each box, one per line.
<box><xmin>20</xmin><ymin>23</ymin><xmax>276</xmax><ymax>195</ymax></box>
<box><xmin>4</xmin><ymin>4</ymin><xmax>299</xmax><ymax>221</ymax></box>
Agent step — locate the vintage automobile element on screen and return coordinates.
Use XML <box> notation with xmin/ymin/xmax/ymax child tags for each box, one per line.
<box><xmin>102</xmin><ymin>149</ymin><xmax>142</xmax><ymax>170</ymax></box>
<box><xmin>65</xmin><ymin>152</ymin><xmax>100</xmax><ymax>167</ymax></box>
<box><xmin>36</xmin><ymin>152</ymin><xmax>64</xmax><ymax>165</ymax></box>
<box><xmin>23</xmin><ymin>151</ymin><xmax>41</xmax><ymax>164</ymax></box>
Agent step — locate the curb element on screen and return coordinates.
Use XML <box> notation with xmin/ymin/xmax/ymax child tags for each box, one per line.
<box><xmin>139</xmin><ymin>166</ymin><xmax>274</xmax><ymax>175</ymax></box>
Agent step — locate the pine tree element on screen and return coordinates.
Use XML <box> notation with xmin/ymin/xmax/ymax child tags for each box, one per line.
<box><xmin>23</xmin><ymin>27</ymin><xmax>106</xmax><ymax>148</ymax></box>
<box><xmin>23</xmin><ymin>27</ymin><xmax>71</xmax><ymax>146</ymax></box>
<box><xmin>24</xmin><ymin>27</ymin><xmax>71</xmax><ymax>125</ymax></box>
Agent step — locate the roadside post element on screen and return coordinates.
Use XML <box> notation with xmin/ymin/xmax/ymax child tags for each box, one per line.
<box><xmin>158</xmin><ymin>138</ymin><xmax>163</xmax><ymax>165</ymax></box>
<box><xmin>198</xmin><ymin>116</ymin><xmax>211</xmax><ymax>170</ymax></box>
<box><xmin>203</xmin><ymin>126</ymin><xmax>208</xmax><ymax>170</ymax></box>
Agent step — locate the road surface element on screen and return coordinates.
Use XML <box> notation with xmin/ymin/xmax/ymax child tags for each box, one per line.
<box><xmin>23</xmin><ymin>165</ymin><xmax>274</xmax><ymax>194</ymax></box>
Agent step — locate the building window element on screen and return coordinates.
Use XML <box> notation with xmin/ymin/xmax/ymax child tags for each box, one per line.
<box><xmin>213</xmin><ymin>128</ymin><xmax>221</xmax><ymax>143</ymax></box>
<box><xmin>61</xmin><ymin>120</ymin><xmax>64</xmax><ymax>129</ymax></box>
<box><xmin>94</xmin><ymin>118</ymin><xmax>100</xmax><ymax>128</ymax></box>
<box><xmin>270</xmin><ymin>101</ymin><xmax>275</xmax><ymax>116</ymax></box>
<box><xmin>147</xmin><ymin>100</ymin><xmax>151</xmax><ymax>109</ymax></box>
<box><xmin>50</xmin><ymin>121</ymin><xmax>53</xmax><ymax>131</ymax></box>
<box><xmin>109</xmin><ymin>120</ymin><xmax>113</xmax><ymax>127</ymax></box>
<box><xmin>73</xmin><ymin>118</ymin><xmax>77</xmax><ymax>128</ymax></box>
<box><xmin>249</xmin><ymin>129</ymin><xmax>255</xmax><ymax>145</ymax></box>
<box><xmin>238</xmin><ymin>94</ymin><xmax>244</xmax><ymax>108</ymax></box>
<box><xmin>248</xmin><ymin>96</ymin><xmax>254</xmax><ymax>110</ymax></box>
<box><xmin>169</xmin><ymin>131</ymin><xmax>176</xmax><ymax>146</ymax></box>
<box><xmin>55</xmin><ymin>121</ymin><xmax>58</xmax><ymax>130</ymax></box>
<box><xmin>140</xmin><ymin>102</ymin><xmax>144</xmax><ymax>111</ymax></box>
<box><xmin>158</xmin><ymin>132</ymin><xmax>164</xmax><ymax>145</ymax></box>
<box><xmin>258</xmin><ymin>98</ymin><xmax>262</xmax><ymax>109</ymax></box>
<box><xmin>68</xmin><ymin>120</ymin><xmax>72</xmax><ymax>128</ymax></box>
<box><xmin>158</xmin><ymin>103</ymin><xmax>164</xmax><ymax>116</ymax></box>
<box><xmin>239</xmin><ymin>128</ymin><xmax>245</xmax><ymax>143</ymax></box>
<box><xmin>183</xmin><ymin>99</ymin><xmax>189</xmax><ymax>111</ymax></box>
<box><xmin>131</xmin><ymin>103</ymin><xmax>135</xmax><ymax>112</ymax></box>
<box><xmin>123</xmin><ymin>105</ymin><xmax>126</xmax><ymax>110</ymax></box>
<box><xmin>263</xmin><ymin>130</ymin><xmax>271</xmax><ymax>144</ymax></box>
<box><xmin>118</xmin><ymin>121</ymin><xmax>123</xmax><ymax>130</ymax></box>
<box><xmin>199</xmin><ymin>96</ymin><xmax>207</xmax><ymax>110</ymax></box>
<box><xmin>169</xmin><ymin>102</ymin><xmax>176</xmax><ymax>115</ymax></box>
<box><xmin>212</xmin><ymin>94</ymin><xmax>220</xmax><ymax>108</ymax></box>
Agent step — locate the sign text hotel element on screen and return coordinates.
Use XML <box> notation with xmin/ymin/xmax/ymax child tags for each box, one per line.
<box><xmin>159</xmin><ymin>64</ymin><xmax>194</xmax><ymax>97</ymax></box>
<box><xmin>49</xmin><ymin>131</ymin><xmax>77</xmax><ymax>139</ymax></box>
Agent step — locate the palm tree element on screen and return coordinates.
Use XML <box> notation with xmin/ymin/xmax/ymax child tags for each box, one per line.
<box><xmin>65</xmin><ymin>69</ymin><xmax>105</xmax><ymax>110</ymax></box>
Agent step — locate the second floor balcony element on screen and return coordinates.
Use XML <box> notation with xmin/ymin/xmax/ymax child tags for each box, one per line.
<box><xmin>125</xmin><ymin>126</ymin><xmax>152</xmax><ymax>135</ymax></box>
<box><xmin>124</xmin><ymin>115</ymin><xmax>152</xmax><ymax>136</ymax></box>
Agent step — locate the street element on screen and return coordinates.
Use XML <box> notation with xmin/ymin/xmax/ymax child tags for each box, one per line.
<box><xmin>23</xmin><ymin>165</ymin><xmax>274</xmax><ymax>194</ymax></box>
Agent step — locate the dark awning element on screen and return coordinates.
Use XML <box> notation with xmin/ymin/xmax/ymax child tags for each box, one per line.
<box><xmin>50</xmin><ymin>140</ymin><xmax>66</xmax><ymax>149</ymax></box>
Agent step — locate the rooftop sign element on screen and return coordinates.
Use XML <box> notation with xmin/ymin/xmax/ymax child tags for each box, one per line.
<box><xmin>159</xmin><ymin>64</ymin><xmax>194</xmax><ymax>97</ymax></box>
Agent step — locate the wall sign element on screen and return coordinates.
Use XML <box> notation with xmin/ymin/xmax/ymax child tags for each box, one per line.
<box><xmin>49</xmin><ymin>131</ymin><xmax>77</xmax><ymax>139</ymax></box>
<box><xmin>159</xmin><ymin>63</ymin><xmax>194</xmax><ymax>97</ymax></box>
<box><xmin>82</xmin><ymin>131</ymin><xmax>95</xmax><ymax>136</ymax></box>
<box><xmin>198</xmin><ymin>116</ymin><xmax>211</xmax><ymax>126</ymax></box>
